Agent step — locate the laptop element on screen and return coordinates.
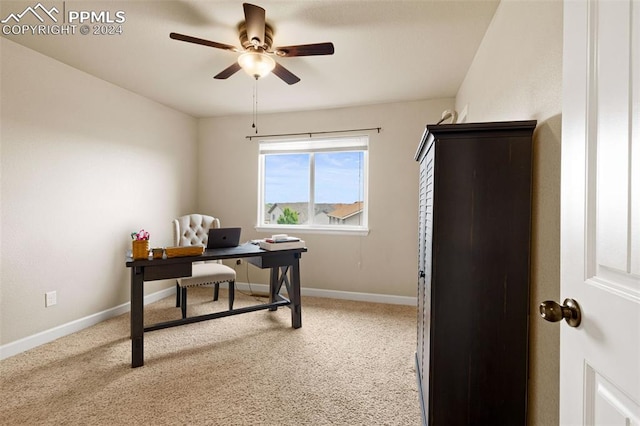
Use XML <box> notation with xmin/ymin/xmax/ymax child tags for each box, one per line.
<box><xmin>207</xmin><ymin>227</ymin><xmax>241</xmax><ymax>249</ymax></box>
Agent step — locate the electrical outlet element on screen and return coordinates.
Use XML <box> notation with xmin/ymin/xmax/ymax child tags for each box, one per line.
<box><xmin>236</xmin><ymin>259</ymin><xmax>242</xmax><ymax>265</ymax></box>
<box><xmin>45</xmin><ymin>291</ymin><xmax>57</xmax><ymax>307</ymax></box>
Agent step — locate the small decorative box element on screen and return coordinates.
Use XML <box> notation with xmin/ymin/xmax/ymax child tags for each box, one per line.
<box><xmin>165</xmin><ymin>245</ymin><xmax>205</xmax><ymax>258</ymax></box>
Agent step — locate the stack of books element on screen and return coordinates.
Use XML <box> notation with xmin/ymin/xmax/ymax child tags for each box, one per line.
<box><xmin>259</xmin><ymin>234</ymin><xmax>305</xmax><ymax>251</ymax></box>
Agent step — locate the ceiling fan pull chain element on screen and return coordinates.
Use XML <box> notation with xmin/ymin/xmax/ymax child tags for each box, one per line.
<box><xmin>252</xmin><ymin>78</ymin><xmax>258</xmax><ymax>134</ymax></box>
<box><xmin>251</xmin><ymin>80</ymin><xmax>255</xmax><ymax>130</ymax></box>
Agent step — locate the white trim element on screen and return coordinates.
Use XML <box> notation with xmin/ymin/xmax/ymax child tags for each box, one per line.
<box><xmin>232</xmin><ymin>281</ymin><xmax>417</xmax><ymax>306</ymax></box>
<box><xmin>301</xmin><ymin>286</ymin><xmax>416</xmax><ymax>306</ymax></box>
<box><xmin>0</xmin><ymin>283</ymin><xmax>416</xmax><ymax>360</ymax></box>
<box><xmin>0</xmin><ymin>286</ymin><xmax>175</xmax><ymax>361</ymax></box>
<box><xmin>258</xmin><ymin>136</ymin><xmax>369</xmax><ymax>231</ymax></box>
<box><xmin>258</xmin><ymin>135</ymin><xmax>369</xmax><ymax>154</ymax></box>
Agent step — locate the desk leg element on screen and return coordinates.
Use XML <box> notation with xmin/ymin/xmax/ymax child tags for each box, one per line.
<box><xmin>268</xmin><ymin>267</ymin><xmax>279</xmax><ymax>311</ymax></box>
<box><xmin>290</xmin><ymin>255</ymin><xmax>302</xmax><ymax>329</ymax></box>
<box><xmin>130</xmin><ymin>267</ymin><xmax>144</xmax><ymax>368</ymax></box>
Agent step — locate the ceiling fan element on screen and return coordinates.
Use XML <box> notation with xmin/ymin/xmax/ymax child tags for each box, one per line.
<box><xmin>169</xmin><ymin>3</ymin><xmax>335</xmax><ymax>85</ymax></box>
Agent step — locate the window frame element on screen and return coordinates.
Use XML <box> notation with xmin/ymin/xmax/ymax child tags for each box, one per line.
<box><xmin>256</xmin><ymin>136</ymin><xmax>369</xmax><ymax>236</ymax></box>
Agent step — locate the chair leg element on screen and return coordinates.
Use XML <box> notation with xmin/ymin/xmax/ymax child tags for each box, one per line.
<box><xmin>176</xmin><ymin>282</ymin><xmax>181</xmax><ymax>307</ymax></box>
<box><xmin>181</xmin><ymin>287</ymin><xmax>187</xmax><ymax>319</ymax></box>
<box><xmin>213</xmin><ymin>283</ymin><xmax>220</xmax><ymax>301</ymax></box>
<box><xmin>228</xmin><ymin>281</ymin><xmax>235</xmax><ymax>310</ymax></box>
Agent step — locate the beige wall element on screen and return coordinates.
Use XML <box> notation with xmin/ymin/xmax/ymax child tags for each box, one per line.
<box><xmin>197</xmin><ymin>99</ymin><xmax>454</xmax><ymax>297</ymax></box>
<box><xmin>455</xmin><ymin>1</ymin><xmax>563</xmax><ymax>425</ymax></box>
<box><xmin>0</xmin><ymin>39</ymin><xmax>198</xmax><ymax>345</ymax></box>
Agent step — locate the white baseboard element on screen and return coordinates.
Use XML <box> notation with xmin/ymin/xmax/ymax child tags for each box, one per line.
<box><xmin>0</xmin><ymin>284</ymin><xmax>415</xmax><ymax>360</ymax></box>
<box><xmin>233</xmin><ymin>282</ymin><xmax>417</xmax><ymax>306</ymax></box>
<box><xmin>0</xmin><ymin>287</ymin><xmax>175</xmax><ymax>361</ymax></box>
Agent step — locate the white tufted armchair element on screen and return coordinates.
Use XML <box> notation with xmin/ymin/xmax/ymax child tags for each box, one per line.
<box><xmin>172</xmin><ymin>214</ymin><xmax>236</xmax><ymax>319</ymax></box>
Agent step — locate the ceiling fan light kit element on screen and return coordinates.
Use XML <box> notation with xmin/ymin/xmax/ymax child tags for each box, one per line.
<box><xmin>169</xmin><ymin>3</ymin><xmax>334</xmax><ymax>85</ymax></box>
<box><xmin>237</xmin><ymin>51</ymin><xmax>275</xmax><ymax>79</ymax></box>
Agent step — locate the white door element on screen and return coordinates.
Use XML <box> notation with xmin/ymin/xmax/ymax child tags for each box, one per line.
<box><xmin>560</xmin><ymin>0</ymin><xmax>640</xmax><ymax>424</ymax></box>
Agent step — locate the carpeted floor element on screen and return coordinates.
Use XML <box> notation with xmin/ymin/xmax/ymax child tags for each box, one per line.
<box><xmin>0</xmin><ymin>288</ymin><xmax>421</xmax><ymax>425</ymax></box>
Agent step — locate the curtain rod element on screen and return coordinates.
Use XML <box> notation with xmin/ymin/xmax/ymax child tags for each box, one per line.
<box><xmin>245</xmin><ymin>127</ymin><xmax>382</xmax><ymax>141</ymax></box>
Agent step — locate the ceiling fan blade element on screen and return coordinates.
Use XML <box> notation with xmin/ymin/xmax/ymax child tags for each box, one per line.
<box><xmin>272</xmin><ymin>62</ymin><xmax>301</xmax><ymax>85</ymax></box>
<box><xmin>170</xmin><ymin>32</ymin><xmax>238</xmax><ymax>52</ymax></box>
<box><xmin>243</xmin><ymin>3</ymin><xmax>266</xmax><ymax>47</ymax></box>
<box><xmin>274</xmin><ymin>42</ymin><xmax>335</xmax><ymax>57</ymax></box>
<box><xmin>214</xmin><ymin>62</ymin><xmax>242</xmax><ymax>80</ymax></box>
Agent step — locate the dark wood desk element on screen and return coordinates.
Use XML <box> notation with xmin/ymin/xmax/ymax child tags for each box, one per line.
<box><xmin>125</xmin><ymin>243</ymin><xmax>306</xmax><ymax>367</ymax></box>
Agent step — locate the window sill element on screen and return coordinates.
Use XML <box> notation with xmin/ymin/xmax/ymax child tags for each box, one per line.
<box><xmin>255</xmin><ymin>225</ymin><xmax>370</xmax><ymax>237</ymax></box>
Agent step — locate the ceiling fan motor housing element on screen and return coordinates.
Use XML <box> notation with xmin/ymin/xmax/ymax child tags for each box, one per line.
<box><xmin>239</xmin><ymin>22</ymin><xmax>274</xmax><ymax>51</ymax></box>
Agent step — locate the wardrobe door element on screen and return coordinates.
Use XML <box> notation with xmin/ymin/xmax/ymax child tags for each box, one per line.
<box><xmin>417</xmin><ymin>139</ymin><xmax>435</xmax><ymax>423</ymax></box>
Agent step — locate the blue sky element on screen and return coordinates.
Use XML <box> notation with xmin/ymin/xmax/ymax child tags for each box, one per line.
<box><xmin>264</xmin><ymin>152</ymin><xmax>364</xmax><ymax>204</ymax></box>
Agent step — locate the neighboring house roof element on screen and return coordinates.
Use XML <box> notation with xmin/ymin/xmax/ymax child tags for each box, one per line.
<box><xmin>267</xmin><ymin>204</ymin><xmax>280</xmax><ymax>214</ymax></box>
<box><xmin>328</xmin><ymin>202</ymin><xmax>363</xmax><ymax>220</ymax></box>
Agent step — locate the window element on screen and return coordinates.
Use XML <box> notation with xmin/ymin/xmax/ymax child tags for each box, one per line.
<box><xmin>257</xmin><ymin>136</ymin><xmax>368</xmax><ymax>234</ymax></box>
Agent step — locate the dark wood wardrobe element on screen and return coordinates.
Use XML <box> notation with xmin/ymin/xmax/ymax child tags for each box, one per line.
<box><xmin>414</xmin><ymin>120</ymin><xmax>536</xmax><ymax>425</ymax></box>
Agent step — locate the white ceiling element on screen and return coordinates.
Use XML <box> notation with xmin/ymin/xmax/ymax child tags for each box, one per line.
<box><xmin>1</xmin><ymin>0</ymin><xmax>499</xmax><ymax>118</ymax></box>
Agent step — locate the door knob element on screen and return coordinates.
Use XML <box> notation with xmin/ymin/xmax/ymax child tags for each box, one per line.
<box><xmin>539</xmin><ymin>298</ymin><xmax>582</xmax><ymax>327</ymax></box>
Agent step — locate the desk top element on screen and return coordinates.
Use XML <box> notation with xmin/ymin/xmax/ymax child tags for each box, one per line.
<box><xmin>125</xmin><ymin>243</ymin><xmax>307</xmax><ymax>267</ymax></box>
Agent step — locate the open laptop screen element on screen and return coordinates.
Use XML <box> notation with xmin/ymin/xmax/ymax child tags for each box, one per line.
<box><xmin>207</xmin><ymin>227</ymin><xmax>241</xmax><ymax>249</ymax></box>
